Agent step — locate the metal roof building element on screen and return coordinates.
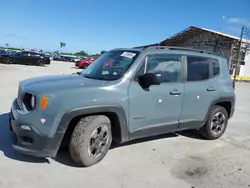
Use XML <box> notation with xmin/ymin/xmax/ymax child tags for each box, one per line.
<box><xmin>134</xmin><ymin>26</ymin><xmax>250</xmax><ymax>76</ymax></box>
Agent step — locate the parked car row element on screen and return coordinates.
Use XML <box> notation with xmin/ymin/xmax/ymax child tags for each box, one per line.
<box><xmin>51</xmin><ymin>54</ymin><xmax>84</xmax><ymax>62</ymax></box>
<box><xmin>0</xmin><ymin>50</ymin><xmax>50</xmax><ymax>66</ymax></box>
<box><xmin>52</xmin><ymin>55</ymin><xmax>74</xmax><ymax>62</ymax></box>
<box><xmin>0</xmin><ymin>48</ymin><xmax>86</xmax><ymax>66</ymax></box>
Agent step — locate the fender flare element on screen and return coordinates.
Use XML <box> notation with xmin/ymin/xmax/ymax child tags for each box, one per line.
<box><xmin>203</xmin><ymin>96</ymin><xmax>235</xmax><ymax>125</ymax></box>
<box><xmin>56</xmin><ymin>105</ymin><xmax>130</xmax><ymax>144</ymax></box>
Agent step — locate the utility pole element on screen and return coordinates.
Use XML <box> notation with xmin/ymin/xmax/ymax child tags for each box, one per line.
<box><xmin>233</xmin><ymin>26</ymin><xmax>245</xmax><ymax>89</ymax></box>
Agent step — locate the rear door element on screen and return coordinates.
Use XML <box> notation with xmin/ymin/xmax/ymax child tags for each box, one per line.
<box><xmin>26</xmin><ymin>52</ymin><xmax>40</xmax><ymax>64</ymax></box>
<box><xmin>179</xmin><ymin>55</ymin><xmax>220</xmax><ymax>129</ymax></box>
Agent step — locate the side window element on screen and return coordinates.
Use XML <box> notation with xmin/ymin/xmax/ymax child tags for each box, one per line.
<box><xmin>30</xmin><ymin>52</ymin><xmax>38</xmax><ymax>56</ymax></box>
<box><xmin>212</xmin><ymin>59</ymin><xmax>220</xmax><ymax>76</ymax></box>
<box><xmin>136</xmin><ymin>60</ymin><xmax>146</xmax><ymax>77</ymax></box>
<box><xmin>187</xmin><ymin>56</ymin><xmax>220</xmax><ymax>81</ymax></box>
<box><xmin>146</xmin><ymin>55</ymin><xmax>181</xmax><ymax>82</ymax></box>
<box><xmin>187</xmin><ymin>56</ymin><xmax>209</xmax><ymax>81</ymax></box>
<box><xmin>20</xmin><ymin>52</ymin><xmax>29</xmax><ymax>56</ymax></box>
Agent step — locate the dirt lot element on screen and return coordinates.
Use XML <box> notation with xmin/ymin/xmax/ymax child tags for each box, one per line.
<box><xmin>1</xmin><ymin>61</ymin><xmax>250</xmax><ymax>188</ymax></box>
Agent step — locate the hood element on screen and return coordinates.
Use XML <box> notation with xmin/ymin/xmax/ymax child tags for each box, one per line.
<box><xmin>20</xmin><ymin>74</ymin><xmax>109</xmax><ymax>94</ymax></box>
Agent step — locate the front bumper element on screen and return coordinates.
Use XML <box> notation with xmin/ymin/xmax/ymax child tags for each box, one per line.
<box><xmin>44</xmin><ymin>59</ymin><xmax>51</xmax><ymax>64</ymax></box>
<box><xmin>9</xmin><ymin>103</ymin><xmax>63</xmax><ymax>158</ymax></box>
<box><xmin>75</xmin><ymin>62</ymin><xmax>79</xmax><ymax>67</ymax></box>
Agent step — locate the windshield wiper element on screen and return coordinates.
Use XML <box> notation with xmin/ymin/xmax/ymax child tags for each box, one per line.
<box><xmin>72</xmin><ymin>72</ymin><xmax>81</xmax><ymax>75</ymax></box>
<box><xmin>83</xmin><ymin>75</ymin><xmax>100</xmax><ymax>80</ymax></box>
<box><xmin>83</xmin><ymin>74</ymin><xmax>118</xmax><ymax>81</ymax></box>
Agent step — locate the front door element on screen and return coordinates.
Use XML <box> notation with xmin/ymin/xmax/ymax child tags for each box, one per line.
<box><xmin>128</xmin><ymin>54</ymin><xmax>185</xmax><ymax>139</ymax></box>
<box><xmin>15</xmin><ymin>51</ymin><xmax>30</xmax><ymax>64</ymax></box>
<box><xmin>179</xmin><ymin>55</ymin><xmax>220</xmax><ymax>129</ymax></box>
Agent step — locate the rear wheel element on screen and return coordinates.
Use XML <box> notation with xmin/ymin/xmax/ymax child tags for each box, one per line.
<box><xmin>82</xmin><ymin>63</ymin><xmax>89</xmax><ymax>69</ymax></box>
<box><xmin>37</xmin><ymin>60</ymin><xmax>44</xmax><ymax>66</ymax></box>
<box><xmin>69</xmin><ymin>115</ymin><xmax>112</xmax><ymax>167</ymax></box>
<box><xmin>199</xmin><ymin>105</ymin><xmax>228</xmax><ymax>140</ymax></box>
<box><xmin>3</xmin><ymin>57</ymin><xmax>13</xmax><ymax>64</ymax></box>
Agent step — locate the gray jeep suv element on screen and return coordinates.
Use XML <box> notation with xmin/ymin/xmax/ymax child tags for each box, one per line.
<box><xmin>9</xmin><ymin>46</ymin><xmax>235</xmax><ymax>167</ymax></box>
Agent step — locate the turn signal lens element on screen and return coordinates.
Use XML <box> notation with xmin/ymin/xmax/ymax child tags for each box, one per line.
<box><xmin>40</xmin><ymin>96</ymin><xmax>48</xmax><ymax>110</ymax></box>
<box><xmin>232</xmin><ymin>80</ymin><xmax>235</xmax><ymax>90</ymax></box>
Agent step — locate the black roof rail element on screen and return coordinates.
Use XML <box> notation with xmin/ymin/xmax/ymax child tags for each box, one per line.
<box><xmin>144</xmin><ymin>45</ymin><xmax>225</xmax><ymax>57</ymax></box>
<box><xmin>132</xmin><ymin>43</ymin><xmax>159</xmax><ymax>49</ymax></box>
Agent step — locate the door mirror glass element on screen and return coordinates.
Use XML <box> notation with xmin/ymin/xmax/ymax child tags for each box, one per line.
<box><xmin>138</xmin><ymin>73</ymin><xmax>162</xmax><ymax>88</ymax></box>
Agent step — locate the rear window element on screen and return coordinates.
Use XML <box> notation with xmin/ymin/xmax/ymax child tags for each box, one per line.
<box><xmin>212</xmin><ymin>60</ymin><xmax>220</xmax><ymax>76</ymax></box>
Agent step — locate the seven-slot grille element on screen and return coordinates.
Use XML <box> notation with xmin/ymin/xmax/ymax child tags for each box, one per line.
<box><xmin>17</xmin><ymin>87</ymin><xmax>24</xmax><ymax>110</ymax></box>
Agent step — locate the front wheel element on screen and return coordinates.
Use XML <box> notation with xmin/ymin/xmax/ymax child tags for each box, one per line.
<box><xmin>82</xmin><ymin>63</ymin><xmax>89</xmax><ymax>69</ymax></box>
<box><xmin>69</xmin><ymin>115</ymin><xmax>112</xmax><ymax>167</ymax></box>
<box><xmin>37</xmin><ymin>60</ymin><xmax>44</xmax><ymax>66</ymax></box>
<box><xmin>3</xmin><ymin>57</ymin><xmax>13</xmax><ymax>64</ymax></box>
<box><xmin>199</xmin><ymin>105</ymin><xmax>228</xmax><ymax>140</ymax></box>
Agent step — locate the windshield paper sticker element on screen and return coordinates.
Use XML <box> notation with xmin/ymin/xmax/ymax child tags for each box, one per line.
<box><xmin>120</xmin><ymin>52</ymin><xmax>136</xmax><ymax>58</ymax></box>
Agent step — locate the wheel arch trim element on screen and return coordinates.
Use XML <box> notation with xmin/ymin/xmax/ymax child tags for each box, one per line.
<box><xmin>56</xmin><ymin>105</ymin><xmax>130</xmax><ymax>144</ymax></box>
<box><xmin>203</xmin><ymin>96</ymin><xmax>235</xmax><ymax>125</ymax></box>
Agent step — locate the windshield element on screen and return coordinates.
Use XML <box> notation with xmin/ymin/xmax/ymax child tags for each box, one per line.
<box><xmin>82</xmin><ymin>50</ymin><xmax>139</xmax><ymax>80</ymax></box>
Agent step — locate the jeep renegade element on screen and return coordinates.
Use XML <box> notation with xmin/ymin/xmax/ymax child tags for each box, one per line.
<box><xmin>9</xmin><ymin>46</ymin><xmax>235</xmax><ymax>167</ymax></box>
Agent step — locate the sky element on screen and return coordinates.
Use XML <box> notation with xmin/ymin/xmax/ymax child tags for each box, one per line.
<box><xmin>1</xmin><ymin>0</ymin><xmax>250</xmax><ymax>54</ymax></box>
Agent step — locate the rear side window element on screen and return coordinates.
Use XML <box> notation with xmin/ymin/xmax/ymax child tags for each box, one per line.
<box><xmin>20</xmin><ymin>52</ymin><xmax>30</xmax><ymax>56</ymax></box>
<box><xmin>212</xmin><ymin>60</ymin><xmax>220</xmax><ymax>76</ymax></box>
<box><xmin>187</xmin><ymin>56</ymin><xmax>220</xmax><ymax>81</ymax></box>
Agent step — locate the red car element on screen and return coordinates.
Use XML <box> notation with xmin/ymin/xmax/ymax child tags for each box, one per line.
<box><xmin>75</xmin><ymin>56</ymin><xmax>99</xmax><ymax>69</ymax></box>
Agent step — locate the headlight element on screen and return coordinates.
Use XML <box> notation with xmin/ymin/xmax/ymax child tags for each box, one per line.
<box><xmin>31</xmin><ymin>95</ymin><xmax>36</xmax><ymax>109</ymax></box>
<box><xmin>23</xmin><ymin>93</ymin><xmax>36</xmax><ymax>111</ymax></box>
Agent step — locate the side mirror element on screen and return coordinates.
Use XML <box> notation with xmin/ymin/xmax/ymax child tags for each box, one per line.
<box><xmin>138</xmin><ymin>73</ymin><xmax>162</xmax><ymax>88</ymax></box>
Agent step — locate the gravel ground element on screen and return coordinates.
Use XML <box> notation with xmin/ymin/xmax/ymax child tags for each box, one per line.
<box><xmin>0</xmin><ymin>61</ymin><xmax>250</xmax><ymax>188</ymax></box>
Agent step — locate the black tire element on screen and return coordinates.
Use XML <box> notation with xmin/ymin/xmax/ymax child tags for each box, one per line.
<box><xmin>82</xmin><ymin>63</ymin><xmax>89</xmax><ymax>69</ymax></box>
<box><xmin>199</xmin><ymin>105</ymin><xmax>228</xmax><ymax>140</ymax></box>
<box><xmin>37</xmin><ymin>60</ymin><xmax>44</xmax><ymax>66</ymax></box>
<box><xmin>3</xmin><ymin>57</ymin><xmax>13</xmax><ymax>64</ymax></box>
<box><xmin>69</xmin><ymin>115</ymin><xmax>112</xmax><ymax>167</ymax></box>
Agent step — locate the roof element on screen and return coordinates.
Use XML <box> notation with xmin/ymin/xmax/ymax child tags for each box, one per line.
<box><xmin>159</xmin><ymin>26</ymin><xmax>250</xmax><ymax>46</ymax></box>
<box><xmin>23</xmin><ymin>50</ymin><xmax>40</xmax><ymax>54</ymax></box>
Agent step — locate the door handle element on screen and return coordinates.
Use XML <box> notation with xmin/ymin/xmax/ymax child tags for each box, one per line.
<box><xmin>207</xmin><ymin>87</ymin><xmax>216</xmax><ymax>91</ymax></box>
<box><xmin>170</xmin><ymin>90</ymin><xmax>181</xmax><ymax>95</ymax></box>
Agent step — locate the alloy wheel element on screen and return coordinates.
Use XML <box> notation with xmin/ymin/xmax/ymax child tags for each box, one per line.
<box><xmin>211</xmin><ymin>112</ymin><xmax>225</xmax><ymax>135</ymax></box>
<box><xmin>88</xmin><ymin>124</ymin><xmax>110</xmax><ymax>158</ymax></box>
<box><xmin>4</xmin><ymin>57</ymin><xmax>12</xmax><ymax>64</ymax></box>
